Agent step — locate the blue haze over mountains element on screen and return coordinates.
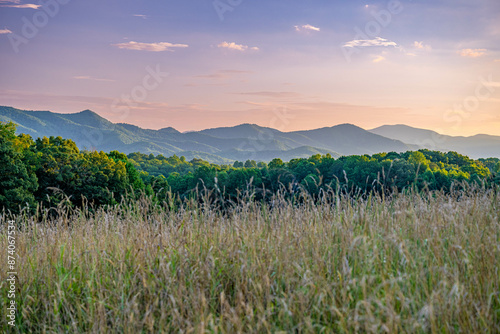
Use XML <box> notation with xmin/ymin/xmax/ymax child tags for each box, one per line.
<box><xmin>1</xmin><ymin>106</ymin><xmax>499</xmax><ymax>162</ymax></box>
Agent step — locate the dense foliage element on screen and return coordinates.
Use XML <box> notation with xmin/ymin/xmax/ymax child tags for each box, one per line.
<box><xmin>0</xmin><ymin>122</ymin><xmax>145</xmax><ymax>213</ymax></box>
<box><xmin>1</xmin><ymin>121</ymin><xmax>499</xmax><ymax>213</ymax></box>
<box><xmin>128</xmin><ymin>148</ymin><xmax>497</xmax><ymax>203</ymax></box>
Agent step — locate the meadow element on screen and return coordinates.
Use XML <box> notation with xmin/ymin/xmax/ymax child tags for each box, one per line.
<box><xmin>1</xmin><ymin>186</ymin><xmax>499</xmax><ymax>333</ymax></box>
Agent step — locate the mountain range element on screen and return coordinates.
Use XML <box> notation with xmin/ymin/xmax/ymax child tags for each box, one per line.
<box><xmin>1</xmin><ymin>106</ymin><xmax>498</xmax><ymax>162</ymax></box>
<box><xmin>369</xmin><ymin>125</ymin><xmax>500</xmax><ymax>159</ymax></box>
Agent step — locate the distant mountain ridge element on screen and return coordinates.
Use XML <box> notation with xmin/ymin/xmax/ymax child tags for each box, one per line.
<box><xmin>1</xmin><ymin>106</ymin><xmax>498</xmax><ymax>162</ymax></box>
<box><xmin>370</xmin><ymin>124</ymin><xmax>500</xmax><ymax>159</ymax></box>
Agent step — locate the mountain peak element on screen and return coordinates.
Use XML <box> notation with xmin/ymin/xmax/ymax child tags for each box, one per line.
<box><xmin>63</xmin><ymin>109</ymin><xmax>111</xmax><ymax>128</ymax></box>
<box><xmin>2</xmin><ymin>106</ymin><xmax>499</xmax><ymax>160</ymax></box>
<box><xmin>237</xmin><ymin>123</ymin><xmax>266</xmax><ymax>130</ymax></box>
<box><xmin>370</xmin><ymin>124</ymin><xmax>441</xmax><ymax>137</ymax></box>
<box><xmin>333</xmin><ymin>123</ymin><xmax>362</xmax><ymax>129</ymax></box>
<box><xmin>199</xmin><ymin>123</ymin><xmax>278</xmax><ymax>139</ymax></box>
<box><xmin>159</xmin><ymin>127</ymin><xmax>180</xmax><ymax>134</ymax></box>
<box><xmin>79</xmin><ymin>109</ymin><xmax>96</xmax><ymax>114</ymax></box>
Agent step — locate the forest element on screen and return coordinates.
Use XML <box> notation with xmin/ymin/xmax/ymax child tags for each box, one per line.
<box><xmin>1</xmin><ymin>121</ymin><xmax>499</xmax><ymax>213</ymax></box>
<box><xmin>2</xmin><ymin>121</ymin><xmax>500</xmax><ymax>332</ymax></box>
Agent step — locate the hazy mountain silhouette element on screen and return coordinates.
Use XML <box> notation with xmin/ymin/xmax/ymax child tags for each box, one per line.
<box><xmin>2</xmin><ymin>106</ymin><xmax>497</xmax><ymax>162</ymax></box>
<box><xmin>370</xmin><ymin>124</ymin><xmax>500</xmax><ymax>159</ymax></box>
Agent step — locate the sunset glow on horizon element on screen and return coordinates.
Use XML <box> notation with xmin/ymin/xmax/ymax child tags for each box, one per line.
<box><xmin>0</xmin><ymin>0</ymin><xmax>499</xmax><ymax>136</ymax></box>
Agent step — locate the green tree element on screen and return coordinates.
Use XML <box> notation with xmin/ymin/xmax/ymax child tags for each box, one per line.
<box><xmin>108</xmin><ymin>151</ymin><xmax>145</xmax><ymax>190</ymax></box>
<box><xmin>244</xmin><ymin>160</ymin><xmax>257</xmax><ymax>168</ymax></box>
<box><xmin>31</xmin><ymin>136</ymin><xmax>81</xmax><ymax>206</ymax></box>
<box><xmin>493</xmin><ymin>162</ymin><xmax>500</xmax><ymax>185</ymax></box>
<box><xmin>257</xmin><ymin>161</ymin><xmax>267</xmax><ymax>168</ymax></box>
<box><xmin>408</xmin><ymin>151</ymin><xmax>430</xmax><ymax>170</ymax></box>
<box><xmin>268</xmin><ymin>158</ymin><xmax>284</xmax><ymax>169</ymax></box>
<box><xmin>0</xmin><ymin>122</ymin><xmax>38</xmax><ymax>212</ymax></box>
<box><xmin>73</xmin><ymin>151</ymin><xmax>129</xmax><ymax>206</ymax></box>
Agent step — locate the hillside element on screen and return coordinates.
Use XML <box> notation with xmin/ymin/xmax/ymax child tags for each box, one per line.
<box><xmin>0</xmin><ymin>106</ymin><xmax>411</xmax><ymax>162</ymax></box>
<box><xmin>3</xmin><ymin>106</ymin><xmax>498</xmax><ymax>161</ymax></box>
<box><xmin>370</xmin><ymin>124</ymin><xmax>500</xmax><ymax>159</ymax></box>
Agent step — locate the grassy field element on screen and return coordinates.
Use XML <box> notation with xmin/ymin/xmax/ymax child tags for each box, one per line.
<box><xmin>1</xmin><ymin>187</ymin><xmax>500</xmax><ymax>333</ymax></box>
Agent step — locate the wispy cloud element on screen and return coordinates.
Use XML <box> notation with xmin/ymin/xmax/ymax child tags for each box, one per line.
<box><xmin>343</xmin><ymin>37</ymin><xmax>398</xmax><ymax>48</ymax></box>
<box><xmin>220</xmin><ymin>70</ymin><xmax>252</xmax><ymax>74</ymax></box>
<box><xmin>459</xmin><ymin>48</ymin><xmax>487</xmax><ymax>58</ymax></box>
<box><xmin>133</xmin><ymin>14</ymin><xmax>147</xmax><ymax>19</ymax></box>
<box><xmin>73</xmin><ymin>76</ymin><xmax>115</xmax><ymax>82</ymax></box>
<box><xmin>295</xmin><ymin>24</ymin><xmax>320</xmax><ymax>32</ymax></box>
<box><xmin>414</xmin><ymin>41</ymin><xmax>432</xmax><ymax>51</ymax></box>
<box><xmin>218</xmin><ymin>41</ymin><xmax>259</xmax><ymax>51</ymax></box>
<box><xmin>0</xmin><ymin>29</ymin><xmax>12</xmax><ymax>34</ymax></box>
<box><xmin>196</xmin><ymin>70</ymin><xmax>252</xmax><ymax>79</ymax></box>
<box><xmin>237</xmin><ymin>91</ymin><xmax>300</xmax><ymax>98</ymax></box>
<box><xmin>0</xmin><ymin>1</ymin><xmax>41</xmax><ymax>9</ymax></box>
<box><xmin>2</xmin><ymin>4</ymin><xmax>41</xmax><ymax>8</ymax></box>
<box><xmin>372</xmin><ymin>55</ymin><xmax>386</xmax><ymax>63</ymax></box>
<box><xmin>112</xmin><ymin>41</ymin><xmax>188</xmax><ymax>52</ymax></box>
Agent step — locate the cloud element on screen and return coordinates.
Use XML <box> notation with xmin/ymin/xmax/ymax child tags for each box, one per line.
<box><xmin>112</xmin><ymin>41</ymin><xmax>188</xmax><ymax>52</ymax></box>
<box><xmin>196</xmin><ymin>70</ymin><xmax>253</xmax><ymax>80</ymax></box>
<box><xmin>295</xmin><ymin>24</ymin><xmax>320</xmax><ymax>32</ymax></box>
<box><xmin>414</xmin><ymin>41</ymin><xmax>432</xmax><ymax>51</ymax></box>
<box><xmin>2</xmin><ymin>4</ymin><xmax>41</xmax><ymax>8</ymax></box>
<box><xmin>73</xmin><ymin>76</ymin><xmax>115</xmax><ymax>82</ymax></box>
<box><xmin>0</xmin><ymin>29</ymin><xmax>12</xmax><ymax>34</ymax></box>
<box><xmin>343</xmin><ymin>37</ymin><xmax>398</xmax><ymax>48</ymax></box>
<box><xmin>0</xmin><ymin>1</ymin><xmax>41</xmax><ymax>9</ymax></box>
<box><xmin>218</xmin><ymin>41</ymin><xmax>259</xmax><ymax>51</ymax></box>
<box><xmin>237</xmin><ymin>91</ymin><xmax>300</xmax><ymax>98</ymax></box>
<box><xmin>219</xmin><ymin>70</ymin><xmax>253</xmax><ymax>74</ymax></box>
<box><xmin>372</xmin><ymin>55</ymin><xmax>386</xmax><ymax>63</ymax></box>
<box><xmin>414</xmin><ymin>41</ymin><xmax>424</xmax><ymax>49</ymax></box>
<box><xmin>133</xmin><ymin>14</ymin><xmax>147</xmax><ymax>19</ymax></box>
<box><xmin>459</xmin><ymin>48</ymin><xmax>487</xmax><ymax>58</ymax></box>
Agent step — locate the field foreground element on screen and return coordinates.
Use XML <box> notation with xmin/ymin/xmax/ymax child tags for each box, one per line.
<box><xmin>1</xmin><ymin>189</ymin><xmax>500</xmax><ymax>333</ymax></box>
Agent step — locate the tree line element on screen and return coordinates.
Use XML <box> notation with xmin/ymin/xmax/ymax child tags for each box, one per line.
<box><xmin>1</xmin><ymin>122</ymin><xmax>499</xmax><ymax>213</ymax></box>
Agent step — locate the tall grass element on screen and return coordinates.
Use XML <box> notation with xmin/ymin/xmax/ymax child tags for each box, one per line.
<box><xmin>1</xmin><ymin>186</ymin><xmax>499</xmax><ymax>333</ymax></box>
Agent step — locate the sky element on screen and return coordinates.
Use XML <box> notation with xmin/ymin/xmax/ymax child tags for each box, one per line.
<box><xmin>0</xmin><ymin>0</ymin><xmax>499</xmax><ymax>136</ymax></box>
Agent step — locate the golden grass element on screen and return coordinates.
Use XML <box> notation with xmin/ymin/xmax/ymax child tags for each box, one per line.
<box><xmin>1</xmin><ymin>188</ymin><xmax>499</xmax><ymax>333</ymax></box>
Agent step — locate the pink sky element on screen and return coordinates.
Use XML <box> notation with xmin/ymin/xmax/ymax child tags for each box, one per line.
<box><xmin>1</xmin><ymin>0</ymin><xmax>499</xmax><ymax>136</ymax></box>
